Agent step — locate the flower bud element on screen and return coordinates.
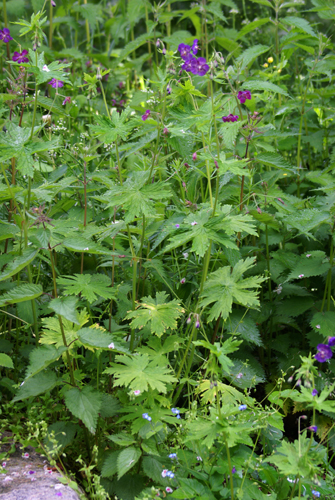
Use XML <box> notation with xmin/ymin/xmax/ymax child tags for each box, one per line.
<box><xmin>192</xmin><ymin>152</ymin><xmax>197</xmax><ymax>161</ymax></box>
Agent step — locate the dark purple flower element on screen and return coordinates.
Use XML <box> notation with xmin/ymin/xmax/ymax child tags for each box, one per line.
<box><xmin>237</xmin><ymin>90</ymin><xmax>251</xmax><ymax>104</ymax></box>
<box><xmin>232</xmin><ymin>467</ymin><xmax>236</xmax><ymax>474</ymax></box>
<box><xmin>62</xmin><ymin>96</ymin><xmax>71</xmax><ymax>105</ymax></box>
<box><xmin>48</xmin><ymin>78</ymin><xmax>64</xmax><ymax>89</ymax></box>
<box><xmin>12</xmin><ymin>50</ymin><xmax>29</xmax><ymax>64</ymax></box>
<box><xmin>328</xmin><ymin>337</ymin><xmax>335</xmax><ymax>346</ymax></box>
<box><xmin>308</xmin><ymin>426</ymin><xmax>318</xmax><ymax>432</ymax></box>
<box><xmin>312</xmin><ymin>389</ymin><xmax>318</xmax><ymax>396</ymax></box>
<box><xmin>191</xmin><ymin>57</ymin><xmax>209</xmax><ymax>76</ymax></box>
<box><xmin>315</xmin><ymin>344</ymin><xmax>333</xmax><ymax>363</ymax></box>
<box><xmin>192</xmin><ymin>39</ymin><xmax>199</xmax><ymax>55</ymax></box>
<box><xmin>178</xmin><ymin>43</ymin><xmax>192</xmax><ymax>61</ymax></box>
<box><xmin>195</xmin><ymin>320</ymin><xmax>200</xmax><ymax>328</ymax></box>
<box><xmin>51</xmin><ymin>0</ymin><xmax>56</xmax><ymax>6</ymax></box>
<box><xmin>142</xmin><ymin>110</ymin><xmax>150</xmax><ymax>121</ymax></box>
<box><xmin>0</xmin><ymin>28</ymin><xmax>13</xmax><ymax>43</ymax></box>
<box><xmin>222</xmin><ymin>114</ymin><xmax>239</xmax><ymax>123</ymax></box>
<box><xmin>181</xmin><ymin>56</ymin><xmax>195</xmax><ymax>72</ymax></box>
<box><xmin>167</xmin><ymin>84</ymin><xmax>171</xmax><ymax>95</ymax></box>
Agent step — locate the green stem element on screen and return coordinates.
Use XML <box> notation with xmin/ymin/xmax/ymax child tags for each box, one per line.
<box><xmin>49</xmin><ymin>0</ymin><xmax>53</xmax><ymax>48</ymax></box>
<box><xmin>129</xmin><ymin>258</ymin><xmax>138</xmax><ymax>352</ymax></box>
<box><xmin>225</xmin><ymin>439</ymin><xmax>235</xmax><ymax>500</ymax></box>
<box><xmin>148</xmin><ymin>87</ymin><xmax>167</xmax><ymax>182</ymax></box>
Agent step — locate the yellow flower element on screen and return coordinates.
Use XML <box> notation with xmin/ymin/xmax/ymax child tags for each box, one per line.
<box><xmin>263</xmin><ymin>63</ymin><xmax>268</xmax><ymax>68</ymax></box>
<box><xmin>277</xmin><ymin>69</ymin><xmax>282</xmax><ymax>73</ymax></box>
<box><xmin>267</xmin><ymin>56</ymin><xmax>274</xmax><ymax>63</ymax></box>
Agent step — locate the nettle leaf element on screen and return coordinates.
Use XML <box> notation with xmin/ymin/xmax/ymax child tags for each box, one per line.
<box><xmin>256</xmin><ymin>152</ymin><xmax>294</xmax><ymax>172</ymax></box>
<box><xmin>278</xmin><ymin>210</ymin><xmax>330</xmax><ymax>238</ymax></box>
<box><xmin>78</xmin><ymin>327</ymin><xmax>130</xmax><ymax>353</ymax></box>
<box><xmin>0</xmin><ymin>284</ymin><xmax>43</xmax><ymax>307</ymax></box>
<box><xmin>65</xmin><ymin>386</ymin><xmax>102</xmax><ymax>434</ymax></box>
<box><xmin>57</xmin><ymin>273</ymin><xmax>116</xmax><ymax>302</ymax></box>
<box><xmin>287</xmin><ymin>251</ymin><xmax>330</xmax><ymax>280</ymax></box>
<box><xmin>89</xmin><ymin>108</ymin><xmax>135</xmax><ymax>142</ymax></box>
<box><xmin>49</xmin><ymin>296</ymin><xmax>79</xmax><ymax>324</ymax></box>
<box><xmin>101</xmin><ymin>171</ymin><xmax>172</xmax><ymax>223</ymax></box>
<box><xmin>125</xmin><ymin>292</ymin><xmax>184</xmax><ymax>337</ymax></box>
<box><xmin>281</xmin><ymin>16</ymin><xmax>318</xmax><ymax>38</ymax></box>
<box><xmin>311</xmin><ymin>311</ymin><xmax>335</xmax><ymax>337</ymax></box>
<box><xmin>235</xmin><ymin>18</ymin><xmax>270</xmax><ymax>40</ymax></box>
<box><xmin>225</xmin><ymin>310</ymin><xmax>263</xmax><ymax>346</ymax></box>
<box><xmin>200</xmin><ymin>257</ymin><xmax>265</xmax><ymax>321</ymax></box>
<box><xmin>241</xmin><ymin>80</ymin><xmax>290</xmax><ymax>98</ymax></box>
<box><xmin>12</xmin><ymin>371</ymin><xmax>58</xmax><ymax>402</ymax></box>
<box><xmin>62</xmin><ymin>237</ymin><xmax>111</xmax><ymax>255</ymax></box>
<box><xmin>105</xmin><ymin>353</ymin><xmax>176</xmax><ymax>393</ymax></box>
<box><xmin>44</xmin><ymin>421</ymin><xmax>78</xmax><ymax>453</ymax></box>
<box><xmin>25</xmin><ymin>345</ymin><xmax>67</xmax><ymax>381</ymax></box>
<box><xmin>0</xmin><ymin>249</ymin><xmax>39</xmax><ymax>282</ymax></box>
<box><xmin>236</xmin><ymin>44</ymin><xmax>270</xmax><ymax>68</ymax></box>
<box><xmin>219</xmin><ymin>120</ymin><xmax>244</xmax><ymax>149</ymax></box>
<box><xmin>117</xmin><ymin>447</ymin><xmax>141</xmax><ymax>480</ymax></box>
<box><xmin>0</xmin><ymin>353</ymin><xmax>13</xmax><ymax>369</ymax></box>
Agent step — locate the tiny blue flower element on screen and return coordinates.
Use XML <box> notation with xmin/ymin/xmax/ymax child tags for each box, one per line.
<box><xmin>312</xmin><ymin>491</ymin><xmax>320</xmax><ymax>498</ymax></box>
<box><xmin>142</xmin><ymin>413</ymin><xmax>152</xmax><ymax>421</ymax></box>
<box><xmin>169</xmin><ymin>453</ymin><xmax>177</xmax><ymax>459</ymax></box>
<box><xmin>171</xmin><ymin>408</ymin><xmax>180</xmax><ymax>414</ymax></box>
<box><xmin>239</xmin><ymin>405</ymin><xmax>247</xmax><ymax>411</ymax></box>
<box><xmin>176</xmin><ymin>414</ymin><xmax>181</xmax><ymax>419</ymax></box>
<box><xmin>166</xmin><ymin>471</ymin><xmax>175</xmax><ymax>478</ymax></box>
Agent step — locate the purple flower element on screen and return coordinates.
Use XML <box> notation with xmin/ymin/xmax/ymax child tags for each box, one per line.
<box><xmin>232</xmin><ymin>467</ymin><xmax>236</xmax><ymax>474</ymax></box>
<box><xmin>142</xmin><ymin>110</ymin><xmax>150</xmax><ymax>121</ymax></box>
<box><xmin>166</xmin><ymin>487</ymin><xmax>173</xmax><ymax>493</ymax></box>
<box><xmin>222</xmin><ymin>114</ymin><xmax>239</xmax><ymax>123</ymax></box>
<box><xmin>175</xmin><ymin>224</ymin><xmax>180</xmax><ymax>228</ymax></box>
<box><xmin>62</xmin><ymin>96</ymin><xmax>71</xmax><ymax>105</ymax></box>
<box><xmin>239</xmin><ymin>404</ymin><xmax>247</xmax><ymax>411</ymax></box>
<box><xmin>48</xmin><ymin>78</ymin><xmax>64</xmax><ymax>89</ymax></box>
<box><xmin>178</xmin><ymin>43</ymin><xmax>192</xmax><ymax>61</ymax></box>
<box><xmin>312</xmin><ymin>389</ymin><xmax>318</xmax><ymax>396</ymax></box>
<box><xmin>190</xmin><ymin>57</ymin><xmax>209</xmax><ymax>76</ymax></box>
<box><xmin>12</xmin><ymin>50</ymin><xmax>29</xmax><ymax>64</ymax></box>
<box><xmin>298</xmin><ymin>274</ymin><xmax>304</xmax><ymax>278</ymax></box>
<box><xmin>192</xmin><ymin>39</ymin><xmax>199</xmax><ymax>55</ymax></box>
<box><xmin>171</xmin><ymin>408</ymin><xmax>180</xmax><ymax>414</ymax></box>
<box><xmin>237</xmin><ymin>90</ymin><xmax>251</xmax><ymax>104</ymax></box>
<box><xmin>0</xmin><ymin>28</ymin><xmax>13</xmax><ymax>43</ymax></box>
<box><xmin>181</xmin><ymin>56</ymin><xmax>195</xmax><ymax>72</ymax></box>
<box><xmin>315</xmin><ymin>344</ymin><xmax>333</xmax><ymax>363</ymax></box>
<box><xmin>195</xmin><ymin>320</ymin><xmax>200</xmax><ymax>328</ymax></box>
<box><xmin>169</xmin><ymin>453</ymin><xmax>177</xmax><ymax>459</ymax></box>
<box><xmin>312</xmin><ymin>491</ymin><xmax>320</xmax><ymax>498</ymax></box>
<box><xmin>28</xmin><ymin>471</ymin><xmax>36</xmax><ymax>475</ymax></box>
<box><xmin>55</xmin><ymin>493</ymin><xmax>62</xmax><ymax>497</ymax></box>
<box><xmin>308</xmin><ymin>426</ymin><xmax>318</xmax><ymax>432</ymax></box>
<box><xmin>180</xmin><ymin>278</ymin><xmax>186</xmax><ymax>284</ymax></box>
<box><xmin>328</xmin><ymin>337</ymin><xmax>335</xmax><ymax>346</ymax></box>
<box><xmin>167</xmin><ymin>84</ymin><xmax>171</xmax><ymax>95</ymax></box>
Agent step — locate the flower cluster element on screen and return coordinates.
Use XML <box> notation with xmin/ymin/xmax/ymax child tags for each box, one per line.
<box><xmin>169</xmin><ymin>453</ymin><xmax>177</xmax><ymax>459</ymax></box>
<box><xmin>162</xmin><ymin>469</ymin><xmax>175</xmax><ymax>478</ymax></box>
<box><xmin>12</xmin><ymin>50</ymin><xmax>29</xmax><ymax>64</ymax></box>
<box><xmin>0</xmin><ymin>28</ymin><xmax>13</xmax><ymax>43</ymax></box>
<box><xmin>237</xmin><ymin>90</ymin><xmax>251</xmax><ymax>104</ymax></box>
<box><xmin>142</xmin><ymin>412</ymin><xmax>152</xmax><ymax>421</ymax></box>
<box><xmin>222</xmin><ymin>114</ymin><xmax>238</xmax><ymax>123</ymax></box>
<box><xmin>178</xmin><ymin>40</ymin><xmax>209</xmax><ymax>76</ymax></box>
<box><xmin>171</xmin><ymin>408</ymin><xmax>181</xmax><ymax>419</ymax></box>
<box><xmin>142</xmin><ymin>109</ymin><xmax>150</xmax><ymax>121</ymax></box>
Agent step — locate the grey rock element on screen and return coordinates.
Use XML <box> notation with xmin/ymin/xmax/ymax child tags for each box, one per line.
<box><xmin>0</xmin><ymin>445</ymin><xmax>84</xmax><ymax>500</ymax></box>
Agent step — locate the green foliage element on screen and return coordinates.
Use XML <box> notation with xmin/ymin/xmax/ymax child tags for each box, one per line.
<box><xmin>64</xmin><ymin>386</ymin><xmax>102</xmax><ymax>434</ymax></box>
<box><xmin>0</xmin><ymin>284</ymin><xmax>43</xmax><ymax>306</ymax></box>
<box><xmin>57</xmin><ymin>273</ymin><xmax>116</xmax><ymax>302</ymax></box>
<box><xmin>126</xmin><ymin>292</ymin><xmax>184</xmax><ymax>337</ymax></box>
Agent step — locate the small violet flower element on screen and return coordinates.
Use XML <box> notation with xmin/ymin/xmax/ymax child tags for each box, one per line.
<box><xmin>62</xmin><ymin>96</ymin><xmax>71</xmax><ymax>106</ymax></box>
<box><xmin>312</xmin><ymin>389</ymin><xmax>318</xmax><ymax>396</ymax></box>
<box><xmin>312</xmin><ymin>491</ymin><xmax>320</xmax><ymax>498</ymax></box>
<box><xmin>51</xmin><ymin>0</ymin><xmax>56</xmax><ymax>6</ymax></box>
<box><xmin>236</xmin><ymin>372</ymin><xmax>243</xmax><ymax>379</ymax></box>
<box><xmin>169</xmin><ymin>453</ymin><xmax>177</xmax><ymax>459</ymax></box>
<box><xmin>195</xmin><ymin>320</ymin><xmax>200</xmax><ymax>328</ymax></box>
<box><xmin>222</xmin><ymin>114</ymin><xmax>239</xmax><ymax>123</ymax></box>
<box><xmin>133</xmin><ymin>390</ymin><xmax>141</xmax><ymax>396</ymax></box>
<box><xmin>328</xmin><ymin>337</ymin><xmax>335</xmax><ymax>346</ymax></box>
<box><xmin>171</xmin><ymin>408</ymin><xmax>180</xmax><ymax>414</ymax></box>
<box><xmin>232</xmin><ymin>467</ymin><xmax>236</xmax><ymax>474</ymax></box>
<box><xmin>178</xmin><ymin>43</ymin><xmax>192</xmax><ymax>61</ymax></box>
<box><xmin>316</xmin><ymin>325</ymin><xmax>321</xmax><ymax>329</ymax></box>
<box><xmin>166</xmin><ymin>471</ymin><xmax>175</xmax><ymax>478</ymax></box>
<box><xmin>48</xmin><ymin>78</ymin><xmax>64</xmax><ymax>89</ymax></box>
<box><xmin>239</xmin><ymin>404</ymin><xmax>247</xmax><ymax>411</ymax></box>
<box><xmin>166</xmin><ymin>487</ymin><xmax>173</xmax><ymax>493</ymax></box>
<box><xmin>142</xmin><ymin>109</ymin><xmax>150</xmax><ymax>121</ymax></box>
<box><xmin>28</xmin><ymin>471</ymin><xmax>36</xmax><ymax>475</ymax></box>
<box><xmin>175</xmin><ymin>224</ymin><xmax>180</xmax><ymax>228</ymax></box>
<box><xmin>180</xmin><ymin>278</ymin><xmax>186</xmax><ymax>284</ymax></box>
<box><xmin>191</xmin><ymin>57</ymin><xmax>209</xmax><ymax>76</ymax></box>
<box><xmin>191</xmin><ymin>221</ymin><xmax>198</xmax><ymax>226</ymax></box>
<box><xmin>12</xmin><ymin>50</ymin><xmax>29</xmax><ymax>64</ymax></box>
<box><xmin>298</xmin><ymin>274</ymin><xmax>304</xmax><ymax>278</ymax></box>
<box><xmin>192</xmin><ymin>39</ymin><xmax>199</xmax><ymax>55</ymax></box>
<box><xmin>167</xmin><ymin>84</ymin><xmax>171</xmax><ymax>95</ymax></box>
<box><xmin>142</xmin><ymin>413</ymin><xmax>152</xmax><ymax>421</ymax></box>
<box><xmin>192</xmin><ymin>152</ymin><xmax>197</xmax><ymax>161</ymax></box>
<box><xmin>0</xmin><ymin>28</ymin><xmax>13</xmax><ymax>43</ymax></box>
<box><xmin>308</xmin><ymin>426</ymin><xmax>318</xmax><ymax>432</ymax></box>
<box><xmin>315</xmin><ymin>343</ymin><xmax>333</xmax><ymax>363</ymax></box>
<box><xmin>306</xmin><ymin>254</ymin><xmax>312</xmax><ymax>258</ymax></box>
<box><xmin>23</xmin><ymin>453</ymin><xmax>29</xmax><ymax>458</ymax></box>
<box><xmin>237</xmin><ymin>90</ymin><xmax>251</xmax><ymax>104</ymax></box>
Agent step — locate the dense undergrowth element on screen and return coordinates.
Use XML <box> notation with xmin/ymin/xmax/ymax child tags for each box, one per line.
<box><xmin>1</xmin><ymin>0</ymin><xmax>335</xmax><ymax>498</ymax></box>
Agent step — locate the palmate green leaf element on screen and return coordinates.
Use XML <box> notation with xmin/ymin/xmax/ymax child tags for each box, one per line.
<box><xmin>200</xmin><ymin>257</ymin><xmax>265</xmax><ymax>321</ymax></box>
<box><xmin>89</xmin><ymin>108</ymin><xmax>135</xmax><ymax>142</ymax></box>
<box><xmin>0</xmin><ymin>284</ymin><xmax>43</xmax><ymax>307</ymax></box>
<box><xmin>12</xmin><ymin>371</ymin><xmax>58</xmax><ymax>402</ymax></box>
<box><xmin>40</xmin><ymin>310</ymin><xmax>89</xmax><ymax>349</ymax></box>
<box><xmin>25</xmin><ymin>345</ymin><xmax>67</xmax><ymax>381</ymax></box>
<box><xmin>0</xmin><ymin>353</ymin><xmax>13</xmax><ymax>369</ymax></box>
<box><xmin>125</xmin><ymin>292</ymin><xmax>184</xmax><ymax>337</ymax></box>
<box><xmin>65</xmin><ymin>386</ymin><xmax>102</xmax><ymax>434</ymax></box>
<box><xmin>241</xmin><ymin>80</ymin><xmax>290</xmax><ymax>97</ymax></box>
<box><xmin>0</xmin><ymin>249</ymin><xmax>39</xmax><ymax>282</ymax></box>
<box><xmin>57</xmin><ymin>273</ymin><xmax>116</xmax><ymax>302</ymax></box>
<box><xmin>49</xmin><ymin>296</ymin><xmax>79</xmax><ymax>324</ymax></box>
<box><xmin>117</xmin><ymin>447</ymin><xmax>142</xmax><ymax>480</ymax></box>
<box><xmin>101</xmin><ymin>171</ymin><xmax>172</xmax><ymax>223</ymax></box>
<box><xmin>105</xmin><ymin>353</ymin><xmax>176</xmax><ymax>393</ymax></box>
